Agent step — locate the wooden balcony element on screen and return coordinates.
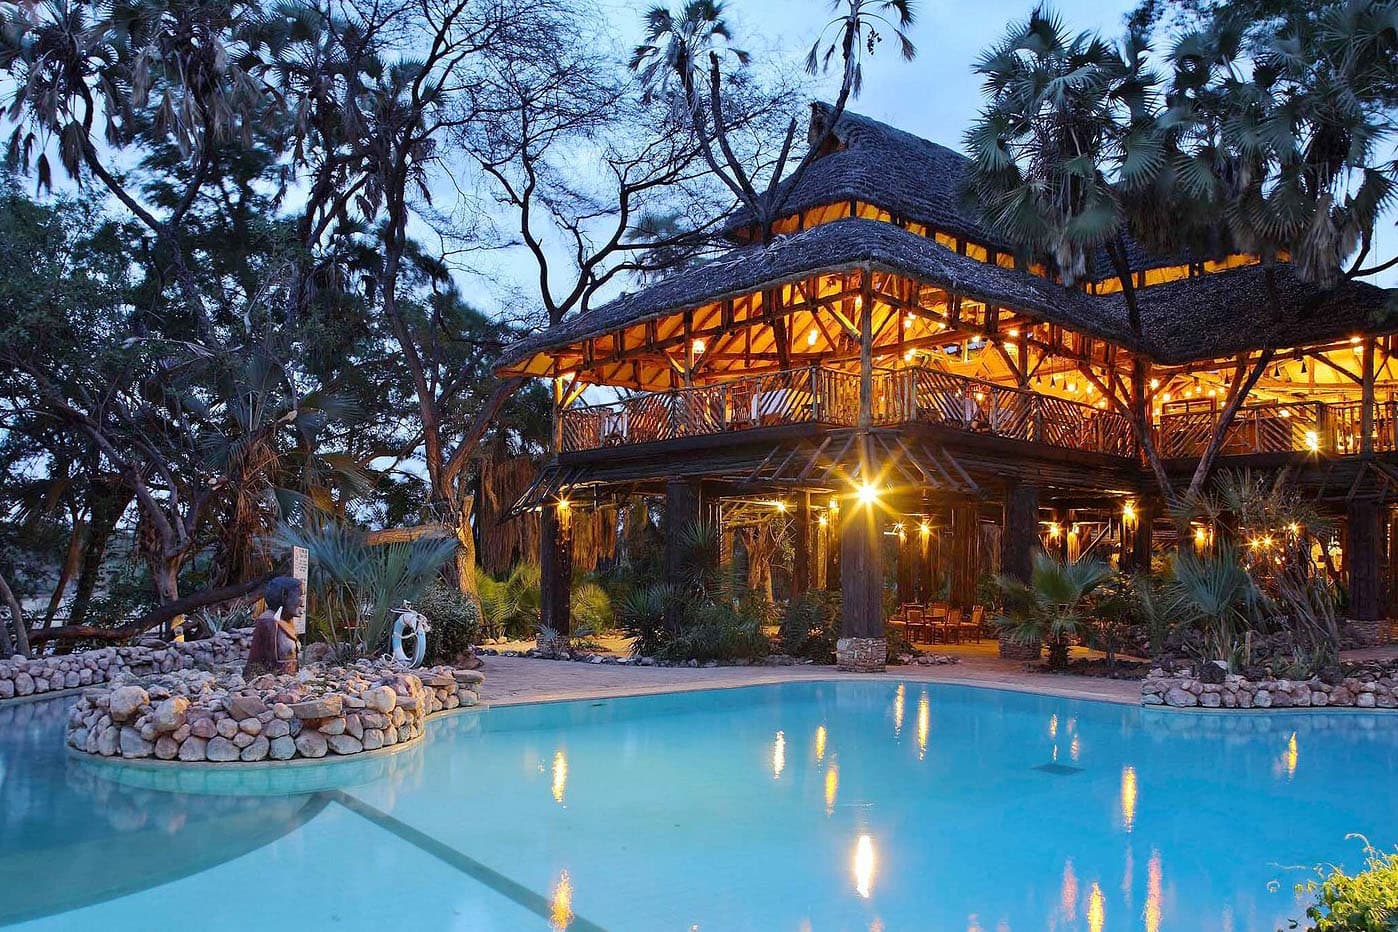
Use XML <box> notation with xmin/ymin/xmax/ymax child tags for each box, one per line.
<box><xmin>1158</xmin><ymin>399</ymin><xmax>1398</xmax><ymax>458</ymax></box>
<box><xmin>559</xmin><ymin>365</ymin><xmax>1136</xmax><ymax>459</ymax></box>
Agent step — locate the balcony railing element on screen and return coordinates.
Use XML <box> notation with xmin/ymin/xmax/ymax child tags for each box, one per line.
<box><xmin>1158</xmin><ymin>399</ymin><xmax>1398</xmax><ymax>458</ymax></box>
<box><xmin>560</xmin><ymin>365</ymin><xmax>1135</xmax><ymax>458</ymax></box>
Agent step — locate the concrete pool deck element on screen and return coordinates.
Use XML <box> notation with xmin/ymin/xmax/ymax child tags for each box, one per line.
<box><xmin>477</xmin><ymin>644</ymin><xmax>1145</xmax><ymax>708</ymax></box>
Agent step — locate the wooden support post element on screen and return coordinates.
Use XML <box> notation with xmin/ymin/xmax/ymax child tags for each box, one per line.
<box><xmin>793</xmin><ymin>492</ymin><xmax>811</xmax><ymax>597</ymax></box>
<box><xmin>859</xmin><ymin>271</ymin><xmax>874</xmax><ymax>428</ymax></box>
<box><xmin>950</xmin><ymin>500</ymin><xmax>980</xmax><ymax>608</ymax></box>
<box><xmin>838</xmin><ymin>481</ymin><xmax>885</xmax><ymax>672</ymax></box>
<box><xmin>1001</xmin><ymin>483</ymin><xmax>1039</xmax><ymax>583</ymax></box>
<box><xmin>999</xmin><ymin>484</ymin><xmax>1041</xmax><ymax>660</ymax></box>
<box><xmin>1347</xmin><ymin>497</ymin><xmax>1384</xmax><ymax>640</ymax></box>
<box><xmin>1126</xmin><ymin>499</ymin><xmax>1158</xmax><ymax>573</ymax></box>
<box><xmin>539</xmin><ymin>499</ymin><xmax>572</xmax><ymax>650</ymax></box>
<box><xmin>895</xmin><ymin>524</ymin><xmax>914</xmax><ymax>606</ymax></box>
<box><xmin>1362</xmin><ymin>338</ymin><xmax>1376</xmax><ymax>456</ymax></box>
<box><xmin>825</xmin><ymin>502</ymin><xmax>841</xmax><ymax>593</ymax></box>
<box><xmin>664</xmin><ymin>479</ymin><xmax>704</xmax><ymax>582</ymax></box>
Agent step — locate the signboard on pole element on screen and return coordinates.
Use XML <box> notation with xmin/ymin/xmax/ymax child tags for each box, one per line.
<box><xmin>292</xmin><ymin>546</ymin><xmax>309</xmax><ymax>635</ymax></box>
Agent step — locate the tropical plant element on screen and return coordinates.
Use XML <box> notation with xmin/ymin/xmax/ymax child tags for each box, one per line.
<box><xmin>475</xmin><ymin>562</ymin><xmax>542</xmax><ymax>641</ymax></box>
<box><xmin>1161</xmin><ymin>542</ymin><xmax>1260</xmax><ymax>669</ymax></box>
<box><xmin>416</xmin><ymin>581</ymin><xmax>483</xmax><ymax>664</ymax></box>
<box><xmin>274</xmin><ymin>521</ymin><xmax>456</xmax><ymax>657</ymax></box>
<box><xmin>570</xmin><ymin>580</ymin><xmax>614</xmax><ymax>635</ymax></box>
<box><xmin>1290</xmin><ymin>836</ymin><xmax>1398</xmax><ymax>932</ymax></box>
<box><xmin>780</xmin><ymin>589</ymin><xmax>841</xmax><ymax>661</ymax></box>
<box><xmin>616</xmin><ymin>582</ymin><xmax>675</xmax><ymax>658</ymax></box>
<box><xmin>993</xmin><ymin>552</ymin><xmax>1114</xmax><ymax>669</ymax></box>
<box><xmin>655</xmin><ymin>599</ymin><xmax>770</xmax><ymax>663</ymax></box>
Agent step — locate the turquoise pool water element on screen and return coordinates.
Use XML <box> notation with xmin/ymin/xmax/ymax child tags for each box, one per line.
<box><xmin>2</xmin><ymin>681</ymin><xmax>1396</xmax><ymax>930</ymax></box>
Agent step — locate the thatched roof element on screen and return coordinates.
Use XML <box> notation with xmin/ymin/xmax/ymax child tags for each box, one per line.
<box><xmin>497</xmin><ymin>107</ymin><xmax>1395</xmax><ymax>374</ymax></box>
<box><xmin>724</xmin><ymin>106</ymin><xmax>1008</xmax><ymax>252</ymax></box>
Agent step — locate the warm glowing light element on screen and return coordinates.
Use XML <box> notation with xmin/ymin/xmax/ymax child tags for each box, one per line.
<box><xmin>1288</xmin><ymin>522</ymin><xmax>1300</xmax><ymax>535</ymax></box>
<box><xmin>974</xmin><ymin>391</ymin><xmax>985</xmax><ymax>402</ymax></box>
<box><xmin>556</xmin><ymin>497</ymin><xmax>571</xmax><ymax>513</ymax></box>
<box><xmin>903</xmin><ymin>348</ymin><xmax>915</xmax><ymax>362</ymax></box>
<box><xmin>1305</xmin><ymin>430</ymin><xmax>1320</xmax><ymax>452</ymax></box>
<box><xmin>1048</xmin><ymin>713</ymin><xmax>1059</xmax><ymax>739</ymax></box>
<box><xmin>1121</xmin><ymin>766</ymin><xmax>1137</xmax><ymax>832</ymax></box>
<box><xmin>893</xmin><ymin>683</ymin><xmax>905</xmax><ymax>736</ymax></box>
<box><xmin>1060</xmin><ymin>860</ymin><xmax>1079</xmax><ymax>920</ymax></box>
<box><xmin>1070</xmin><ymin>734</ymin><xmax>1081</xmax><ymax>762</ymax></box>
<box><xmin>551</xmin><ymin>750</ymin><xmax>568</xmax><ymax>804</ymax></box>
<box><xmin>825</xmin><ymin>763</ymin><xmax>839</xmax><ymax>815</ymax></box>
<box><xmin>854</xmin><ymin>835</ymin><xmax>876</xmax><ymax>898</ymax></box>
<box><xmin>1067</xmin><ymin>382</ymin><xmax>1078</xmax><ymax>393</ymax></box>
<box><xmin>773</xmin><ymin>500</ymin><xmax>788</xmax><ymax>513</ymax></box>
<box><xmin>1122</xmin><ymin>501</ymin><xmax>1137</xmax><ymax>524</ymax></box>
<box><xmin>1194</xmin><ymin>526</ymin><xmax>1209</xmax><ymax>547</ymax></box>
<box><xmin>772</xmin><ymin>730</ymin><xmax>786</xmax><ymax>779</ymax></box>
<box><xmin>1351</xmin><ymin>335</ymin><xmax>1363</xmax><ymax>344</ymax></box>
<box><xmin>1087</xmin><ymin>881</ymin><xmax>1105</xmax><ymax>932</ymax></box>
<box><xmin>691</xmin><ymin>338</ymin><xmax>705</xmax><ymax>354</ymax></box>
<box><xmin>916</xmin><ymin>690</ymin><xmax>930</xmax><ymax>760</ymax></box>
<box><xmin>1149</xmin><ymin>377</ymin><xmax>1160</xmax><ymax>389</ymax></box>
<box><xmin>1047</xmin><ymin>522</ymin><xmax>1062</xmax><ymax>540</ymax></box>
<box><xmin>1284</xmin><ymin>731</ymin><xmax>1298</xmax><ymax>779</ymax></box>
<box><xmin>918</xmin><ymin>520</ymin><xmax>931</xmax><ymax>538</ymax></box>
<box><xmin>815</xmin><ymin>725</ymin><xmax>827</xmax><ymax>762</ymax></box>
<box><xmin>1145</xmin><ymin>850</ymin><xmax>1163</xmax><ymax>932</ymax></box>
<box><xmin>856</xmin><ymin>482</ymin><xmax>880</xmax><ymax>506</ymax></box>
<box><xmin>807</xmin><ymin>328</ymin><xmax>819</xmax><ymax>346</ymax></box>
<box><xmin>1007</xmin><ymin>328</ymin><xmax>1019</xmax><ymax>338</ymax></box>
<box><xmin>1161</xmin><ymin>391</ymin><xmax>1172</xmax><ymax>403</ymax></box>
<box><xmin>818</xmin><ymin>513</ymin><xmax>829</xmax><ymax>527</ymax></box>
<box><xmin>550</xmin><ymin>870</ymin><xmax>574</xmax><ymax>931</ymax></box>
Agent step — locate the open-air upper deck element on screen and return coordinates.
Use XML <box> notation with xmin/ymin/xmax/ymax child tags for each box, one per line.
<box><xmin>558</xmin><ymin>362</ymin><xmax>1397</xmax><ymax>462</ymax></box>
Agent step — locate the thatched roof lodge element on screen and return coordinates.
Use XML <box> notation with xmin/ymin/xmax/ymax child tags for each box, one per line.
<box><xmin>495</xmin><ymin>105</ymin><xmax>1398</xmax><ymax>669</ymax></box>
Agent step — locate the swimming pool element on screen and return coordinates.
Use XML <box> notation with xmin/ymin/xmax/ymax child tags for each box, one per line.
<box><xmin>3</xmin><ymin>680</ymin><xmax>1395</xmax><ymax>930</ymax></box>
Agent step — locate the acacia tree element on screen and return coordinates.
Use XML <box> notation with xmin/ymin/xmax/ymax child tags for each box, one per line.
<box><xmin>964</xmin><ymin>4</ymin><xmax>1398</xmax><ymax>511</ymax></box>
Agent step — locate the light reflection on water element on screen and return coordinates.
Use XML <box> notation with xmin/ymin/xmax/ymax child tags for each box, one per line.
<box><xmin>4</xmin><ymin>681</ymin><xmax>1395</xmax><ymax>930</ymax></box>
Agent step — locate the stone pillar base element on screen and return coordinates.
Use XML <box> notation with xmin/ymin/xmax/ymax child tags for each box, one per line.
<box><xmin>836</xmin><ymin>637</ymin><xmax>887</xmax><ymax>672</ymax></box>
<box><xmin>998</xmin><ymin>636</ymin><xmax>1042</xmax><ymax>661</ymax></box>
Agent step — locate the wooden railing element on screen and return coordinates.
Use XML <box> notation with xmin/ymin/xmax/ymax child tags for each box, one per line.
<box><xmin>560</xmin><ymin>365</ymin><xmax>1135</xmax><ymax>457</ymax></box>
<box><xmin>560</xmin><ymin>367</ymin><xmax>862</xmax><ymax>452</ymax></box>
<box><xmin>1157</xmin><ymin>400</ymin><xmax>1398</xmax><ymax>457</ymax></box>
<box><xmin>894</xmin><ymin>369</ymin><xmax>1135</xmax><ymax>457</ymax></box>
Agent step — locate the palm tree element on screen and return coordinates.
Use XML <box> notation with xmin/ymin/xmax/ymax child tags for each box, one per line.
<box><xmin>629</xmin><ymin>0</ymin><xmax>917</xmax><ymax>234</ymax></box>
<box><xmin>964</xmin><ymin>9</ymin><xmax>1161</xmax><ymax>313</ymax></box>
<box><xmin>994</xmin><ymin>551</ymin><xmax>1113</xmax><ymax>668</ymax></box>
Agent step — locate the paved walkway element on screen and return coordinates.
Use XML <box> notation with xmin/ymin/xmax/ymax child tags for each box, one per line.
<box><xmin>477</xmin><ymin>645</ymin><xmax>1142</xmax><ymax>708</ymax></box>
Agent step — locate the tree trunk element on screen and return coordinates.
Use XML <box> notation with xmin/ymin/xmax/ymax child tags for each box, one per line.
<box><xmin>0</xmin><ymin>567</ymin><xmax>30</xmax><ymax>658</ymax></box>
<box><xmin>454</xmin><ymin>494</ymin><xmax>484</xmax><ymax>620</ymax></box>
<box><xmin>43</xmin><ymin>516</ymin><xmax>86</xmax><ymax>626</ymax></box>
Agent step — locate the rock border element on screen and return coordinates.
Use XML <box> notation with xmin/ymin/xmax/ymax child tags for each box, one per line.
<box><xmin>66</xmin><ymin>661</ymin><xmax>485</xmax><ymax>764</ymax></box>
<box><xmin>1142</xmin><ymin>666</ymin><xmax>1398</xmax><ymax>710</ymax></box>
<box><xmin>0</xmin><ymin>631</ymin><xmax>254</xmax><ymax>701</ymax></box>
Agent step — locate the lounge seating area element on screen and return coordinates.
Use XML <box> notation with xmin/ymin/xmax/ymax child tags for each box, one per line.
<box><xmin>888</xmin><ymin>602</ymin><xmax>990</xmax><ymax>645</ymax></box>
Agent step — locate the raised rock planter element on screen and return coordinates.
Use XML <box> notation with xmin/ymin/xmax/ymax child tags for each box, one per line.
<box><xmin>66</xmin><ymin>660</ymin><xmax>484</xmax><ymax>764</ymax></box>
<box><xmin>0</xmin><ymin>630</ymin><xmax>254</xmax><ymax>701</ymax></box>
<box><xmin>1142</xmin><ymin>665</ymin><xmax>1398</xmax><ymax>710</ymax></box>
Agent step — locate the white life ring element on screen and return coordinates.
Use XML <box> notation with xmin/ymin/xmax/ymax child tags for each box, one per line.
<box><xmin>391</xmin><ymin>605</ymin><xmax>430</xmax><ymax>668</ymax></box>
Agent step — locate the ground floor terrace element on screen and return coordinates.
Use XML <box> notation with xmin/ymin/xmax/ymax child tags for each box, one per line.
<box><xmin>527</xmin><ymin>418</ymin><xmax>1398</xmax><ymax>667</ymax></box>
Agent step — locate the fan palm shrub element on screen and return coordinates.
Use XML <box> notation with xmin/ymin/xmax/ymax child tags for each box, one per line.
<box><xmin>274</xmin><ymin>522</ymin><xmax>457</xmax><ymax>658</ymax></box>
<box><xmin>475</xmin><ymin>562</ymin><xmax>542</xmax><ymax>640</ymax></box>
<box><xmin>994</xmin><ymin>552</ymin><xmax>1113</xmax><ymax>669</ymax></box>
<box><xmin>1161</xmin><ymin>543</ymin><xmax>1260</xmax><ymax>670</ymax></box>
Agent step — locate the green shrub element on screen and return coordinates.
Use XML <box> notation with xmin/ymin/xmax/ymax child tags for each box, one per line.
<box><xmin>476</xmin><ymin>562</ymin><xmax>541</xmax><ymax>639</ymax></box>
<box><xmin>1292</xmin><ymin>840</ymin><xmax>1398</xmax><ymax>931</ymax></box>
<box><xmin>657</xmin><ymin>601</ymin><xmax>771</xmax><ymax>663</ymax></box>
<box><xmin>780</xmin><ymin>590</ymin><xmax>840</xmax><ymax>662</ymax></box>
<box><xmin>616</xmin><ymin>584</ymin><xmax>673</xmax><ymax>657</ymax></box>
<box><xmin>570</xmin><ymin>580</ymin><xmax>613</xmax><ymax>635</ymax></box>
<box><xmin>417</xmin><ymin>582</ymin><xmax>482</xmax><ymax>664</ymax></box>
